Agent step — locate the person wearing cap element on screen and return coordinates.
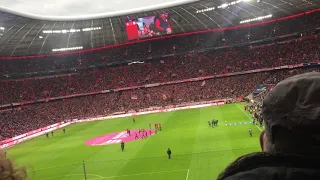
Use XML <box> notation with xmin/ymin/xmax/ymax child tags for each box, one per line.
<box><xmin>218</xmin><ymin>72</ymin><xmax>320</xmax><ymax>180</ymax></box>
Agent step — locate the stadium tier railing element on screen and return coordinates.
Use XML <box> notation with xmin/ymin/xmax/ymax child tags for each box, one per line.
<box><xmin>0</xmin><ymin>72</ymin><xmax>77</xmax><ymax>83</ymax></box>
<box><xmin>0</xmin><ymin>100</ymin><xmax>226</xmax><ymax>150</ymax></box>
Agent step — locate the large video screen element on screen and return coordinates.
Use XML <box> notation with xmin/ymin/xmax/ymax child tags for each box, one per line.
<box><xmin>125</xmin><ymin>13</ymin><xmax>172</xmax><ymax>40</ymax></box>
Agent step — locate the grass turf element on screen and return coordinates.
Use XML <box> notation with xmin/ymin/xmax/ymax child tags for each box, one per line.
<box><xmin>6</xmin><ymin>103</ymin><xmax>263</xmax><ymax>180</ymax></box>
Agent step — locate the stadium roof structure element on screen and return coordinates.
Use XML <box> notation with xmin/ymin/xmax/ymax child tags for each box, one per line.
<box><xmin>0</xmin><ymin>0</ymin><xmax>319</xmax><ymax>57</ymax></box>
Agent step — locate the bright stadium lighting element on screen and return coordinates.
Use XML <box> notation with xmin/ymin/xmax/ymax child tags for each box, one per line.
<box><xmin>0</xmin><ymin>27</ymin><xmax>5</xmax><ymax>30</ymax></box>
<box><xmin>240</xmin><ymin>14</ymin><xmax>273</xmax><ymax>24</ymax></box>
<box><xmin>196</xmin><ymin>7</ymin><xmax>215</xmax><ymax>13</ymax></box>
<box><xmin>52</xmin><ymin>46</ymin><xmax>83</xmax><ymax>52</ymax></box>
<box><xmin>197</xmin><ymin>0</ymin><xmax>253</xmax><ymax>12</ymax></box>
<box><xmin>221</xmin><ymin>3</ymin><xmax>228</xmax><ymax>8</ymax></box>
<box><xmin>81</xmin><ymin>27</ymin><xmax>102</xmax><ymax>32</ymax></box>
<box><xmin>39</xmin><ymin>36</ymin><xmax>43</xmax><ymax>39</ymax></box>
<box><xmin>217</xmin><ymin>0</ymin><xmax>253</xmax><ymax>9</ymax></box>
<box><xmin>43</xmin><ymin>27</ymin><xmax>99</xmax><ymax>34</ymax></box>
<box><xmin>43</xmin><ymin>30</ymin><xmax>52</xmax><ymax>33</ymax></box>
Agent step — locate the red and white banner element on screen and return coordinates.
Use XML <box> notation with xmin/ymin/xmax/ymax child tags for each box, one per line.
<box><xmin>0</xmin><ymin>122</ymin><xmax>70</xmax><ymax>150</ymax></box>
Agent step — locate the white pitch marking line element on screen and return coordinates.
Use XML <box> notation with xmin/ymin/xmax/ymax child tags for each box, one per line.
<box><xmin>235</xmin><ymin>103</ymin><xmax>262</xmax><ymax>132</ymax></box>
<box><xmin>186</xmin><ymin>169</ymin><xmax>190</xmax><ymax>180</ymax></box>
<box><xmin>88</xmin><ymin>174</ymin><xmax>104</xmax><ymax>178</ymax></box>
<box><xmin>42</xmin><ymin>173</ymin><xmax>102</xmax><ymax>180</ymax></box>
<box><xmin>89</xmin><ymin>169</ymin><xmax>188</xmax><ymax>180</ymax></box>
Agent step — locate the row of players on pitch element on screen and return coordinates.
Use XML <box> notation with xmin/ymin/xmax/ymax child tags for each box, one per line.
<box><xmin>121</xmin><ymin>120</ymin><xmax>164</xmax><ymax>153</ymax></box>
<box><xmin>132</xmin><ymin>118</ymin><xmax>163</xmax><ymax>130</ymax></box>
<box><xmin>122</xmin><ymin>121</ymin><xmax>172</xmax><ymax>159</ymax></box>
<box><xmin>126</xmin><ymin>121</ymin><xmax>163</xmax><ymax>140</ymax></box>
<box><xmin>45</xmin><ymin>128</ymin><xmax>66</xmax><ymax>137</ymax></box>
<box><xmin>208</xmin><ymin>119</ymin><xmax>253</xmax><ymax>137</ymax></box>
<box><xmin>208</xmin><ymin>119</ymin><xmax>219</xmax><ymax>127</ymax></box>
<box><xmin>125</xmin><ymin>128</ymin><xmax>158</xmax><ymax>140</ymax></box>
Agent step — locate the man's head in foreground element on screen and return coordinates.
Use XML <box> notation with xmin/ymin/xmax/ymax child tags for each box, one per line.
<box><xmin>261</xmin><ymin>72</ymin><xmax>320</xmax><ymax>155</ymax></box>
<box><xmin>218</xmin><ymin>72</ymin><xmax>320</xmax><ymax>180</ymax></box>
<box><xmin>0</xmin><ymin>151</ymin><xmax>27</xmax><ymax>180</ymax></box>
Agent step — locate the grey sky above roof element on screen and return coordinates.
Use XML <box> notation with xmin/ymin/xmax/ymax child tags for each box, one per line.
<box><xmin>0</xmin><ymin>0</ymin><xmax>199</xmax><ymax>20</ymax></box>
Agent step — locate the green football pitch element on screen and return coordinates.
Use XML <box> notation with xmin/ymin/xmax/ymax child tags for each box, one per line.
<box><xmin>6</xmin><ymin>103</ymin><xmax>263</xmax><ymax>180</ymax></box>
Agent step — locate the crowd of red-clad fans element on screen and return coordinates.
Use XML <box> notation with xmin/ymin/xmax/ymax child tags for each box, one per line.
<box><xmin>0</xmin><ymin>67</ymin><xmax>319</xmax><ymax>140</ymax></box>
<box><xmin>0</xmin><ymin>11</ymin><xmax>320</xmax><ymax>141</ymax></box>
<box><xmin>0</xmin><ymin>36</ymin><xmax>319</xmax><ymax>105</ymax></box>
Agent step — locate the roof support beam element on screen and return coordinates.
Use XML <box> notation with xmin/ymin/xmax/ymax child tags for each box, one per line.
<box><xmin>66</xmin><ymin>21</ymin><xmax>75</xmax><ymax>48</ymax></box>
<box><xmin>180</xmin><ymin>7</ymin><xmax>209</xmax><ymax>30</ymax></box>
<box><xmin>170</xmin><ymin>8</ymin><xmax>196</xmax><ymax>31</ymax></box>
<box><xmin>27</xmin><ymin>22</ymin><xmax>47</xmax><ymax>55</ymax></box>
<box><xmin>100</xmin><ymin>19</ymin><xmax>106</xmax><ymax>46</ymax></box>
<box><xmin>109</xmin><ymin>18</ymin><xmax>117</xmax><ymax>44</ymax></box>
<box><xmin>38</xmin><ymin>22</ymin><xmax>57</xmax><ymax>55</ymax></box>
<box><xmin>0</xmin><ymin>23</ymin><xmax>27</xmax><ymax>53</ymax></box>
<box><xmin>11</xmin><ymin>21</ymin><xmax>39</xmax><ymax>56</ymax></box>
<box><xmin>191</xmin><ymin>5</ymin><xmax>221</xmax><ymax>27</ymax></box>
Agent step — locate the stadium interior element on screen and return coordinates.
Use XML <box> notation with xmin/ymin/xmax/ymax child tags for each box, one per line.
<box><xmin>0</xmin><ymin>0</ymin><xmax>320</xmax><ymax>179</ymax></box>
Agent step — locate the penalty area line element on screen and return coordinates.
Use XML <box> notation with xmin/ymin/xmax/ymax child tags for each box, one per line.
<box><xmin>89</xmin><ymin>169</ymin><xmax>189</xmax><ymax>180</ymax></box>
<box><xmin>235</xmin><ymin>104</ymin><xmax>262</xmax><ymax>132</ymax></box>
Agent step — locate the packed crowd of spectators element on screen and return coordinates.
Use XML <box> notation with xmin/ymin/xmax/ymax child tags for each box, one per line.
<box><xmin>0</xmin><ymin>11</ymin><xmax>319</xmax><ymax>75</ymax></box>
<box><xmin>0</xmin><ymin>36</ymin><xmax>319</xmax><ymax>105</ymax></box>
<box><xmin>0</xmin><ymin>11</ymin><xmax>319</xmax><ymax>140</ymax></box>
<box><xmin>0</xmin><ymin>67</ymin><xmax>319</xmax><ymax>140</ymax></box>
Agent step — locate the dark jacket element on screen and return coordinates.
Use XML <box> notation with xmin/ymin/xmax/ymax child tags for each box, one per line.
<box><xmin>218</xmin><ymin>152</ymin><xmax>320</xmax><ymax>180</ymax></box>
<box><xmin>167</xmin><ymin>149</ymin><xmax>171</xmax><ymax>155</ymax></box>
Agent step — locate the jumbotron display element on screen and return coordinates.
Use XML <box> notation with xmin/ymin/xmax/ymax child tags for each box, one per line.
<box><xmin>125</xmin><ymin>13</ymin><xmax>172</xmax><ymax>40</ymax></box>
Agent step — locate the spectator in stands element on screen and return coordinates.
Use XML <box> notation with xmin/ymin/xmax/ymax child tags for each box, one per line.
<box><xmin>218</xmin><ymin>72</ymin><xmax>320</xmax><ymax>180</ymax></box>
<box><xmin>0</xmin><ymin>151</ymin><xmax>27</xmax><ymax>180</ymax></box>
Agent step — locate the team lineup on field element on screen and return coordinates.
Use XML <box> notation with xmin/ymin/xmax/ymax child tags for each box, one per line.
<box><xmin>6</xmin><ymin>103</ymin><xmax>262</xmax><ymax>180</ymax></box>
